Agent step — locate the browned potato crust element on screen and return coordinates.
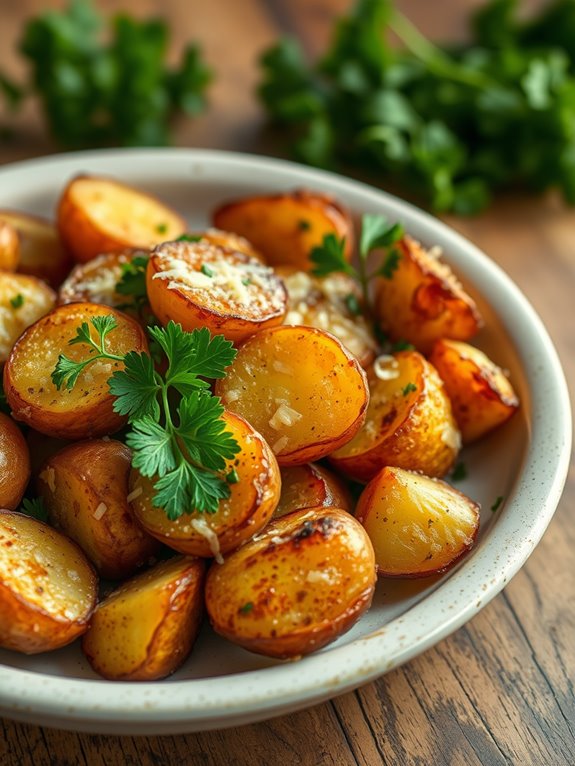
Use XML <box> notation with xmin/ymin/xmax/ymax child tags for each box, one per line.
<box><xmin>329</xmin><ymin>351</ymin><xmax>460</xmax><ymax>482</ymax></box>
<box><xmin>0</xmin><ymin>413</ymin><xmax>30</xmax><ymax>510</ymax></box>
<box><xmin>0</xmin><ymin>210</ymin><xmax>72</xmax><ymax>287</ymax></box>
<box><xmin>0</xmin><ymin>510</ymin><xmax>97</xmax><ymax>654</ymax></box>
<box><xmin>356</xmin><ymin>467</ymin><xmax>480</xmax><ymax>577</ymax></box>
<box><xmin>193</xmin><ymin>228</ymin><xmax>265</xmax><ymax>262</ymax></box>
<box><xmin>3</xmin><ymin>303</ymin><xmax>148</xmax><ymax>440</ymax></box>
<box><xmin>274</xmin><ymin>463</ymin><xmax>353</xmax><ymax>518</ymax></box>
<box><xmin>212</xmin><ymin>189</ymin><xmax>354</xmax><ymax>271</ymax></box>
<box><xmin>374</xmin><ymin>236</ymin><xmax>483</xmax><ymax>353</ymax></box>
<box><xmin>0</xmin><ymin>219</ymin><xmax>19</xmax><ymax>271</ymax></box>
<box><xmin>205</xmin><ymin>507</ymin><xmax>376</xmax><ymax>658</ymax></box>
<box><xmin>37</xmin><ymin>440</ymin><xmax>160</xmax><ymax>579</ymax></box>
<box><xmin>0</xmin><ymin>272</ymin><xmax>56</xmax><ymax>363</ymax></box>
<box><xmin>57</xmin><ymin>175</ymin><xmax>186</xmax><ymax>264</ymax></box>
<box><xmin>129</xmin><ymin>411</ymin><xmax>281</xmax><ymax>558</ymax></box>
<box><xmin>429</xmin><ymin>339</ymin><xmax>520</xmax><ymax>444</ymax></box>
<box><xmin>215</xmin><ymin>325</ymin><xmax>369</xmax><ymax>466</ymax></box>
<box><xmin>146</xmin><ymin>240</ymin><xmax>287</xmax><ymax>344</ymax></box>
<box><xmin>82</xmin><ymin>555</ymin><xmax>205</xmax><ymax>680</ymax></box>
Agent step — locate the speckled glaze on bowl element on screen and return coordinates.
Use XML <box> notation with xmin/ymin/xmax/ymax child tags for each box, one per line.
<box><xmin>0</xmin><ymin>150</ymin><xmax>570</xmax><ymax>735</ymax></box>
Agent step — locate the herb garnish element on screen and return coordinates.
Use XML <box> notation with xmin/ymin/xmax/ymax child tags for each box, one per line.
<box><xmin>239</xmin><ymin>602</ymin><xmax>254</xmax><ymax>614</ymax></box>
<box><xmin>115</xmin><ymin>255</ymin><xmax>150</xmax><ymax>312</ymax></box>
<box><xmin>451</xmin><ymin>461</ymin><xmax>467</xmax><ymax>482</ymax></box>
<box><xmin>491</xmin><ymin>495</ymin><xmax>504</xmax><ymax>513</ymax></box>
<box><xmin>21</xmin><ymin>497</ymin><xmax>48</xmax><ymax>522</ymax></box>
<box><xmin>402</xmin><ymin>382</ymin><xmax>417</xmax><ymax>396</ymax></box>
<box><xmin>201</xmin><ymin>264</ymin><xmax>214</xmax><ymax>277</ymax></box>
<box><xmin>10</xmin><ymin>294</ymin><xmax>24</xmax><ymax>309</ymax></box>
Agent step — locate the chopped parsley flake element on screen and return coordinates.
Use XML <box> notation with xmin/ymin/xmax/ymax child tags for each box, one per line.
<box><xmin>10</xmin><ymin>293</ymin><xmax>24</xmax><ymax>309</ymax></box>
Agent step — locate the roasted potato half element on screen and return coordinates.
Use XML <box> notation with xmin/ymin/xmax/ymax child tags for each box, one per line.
<box><xmin>0</xmin><ymin>272</ymin><xmax>56</xmax><ymax>363</ymax></box>
<box><xmin>0</xmin><ymin>413</ymin><xmax>30</xmax><ymax>510</ymax></box>
<box><xmin>4</xmin><ymin>303</ymin><xmax>148</xmax><ymax>440</ymax></box>
<box><xmin>146</xmin><ymin>240</ymin><xmax>287</xmax><ymax>344</ymax></box>
<box><xmin>279</xmin><ymin>269</ymin><xmax>378</xmax><ymax>367</ymax></box>
<box><xmin>0</xmin><ymin>219</ymin><xmax>19</xmax><ymax>271</ymax></box>
<box><xmin>212</xmin><ymin>189</ymin><xmax>354</xmax><ymax>271</ymax></box>
<box><xmin>0</xmin><ymin>210</ymin><xmax>72</xmax><ymax>287</ymax></box>
<box><xmin>429</xmin><ymin>339</ymin><xmax>520</xmax><ymax>444</ymax></box>
<box><xmin>191</xmin><ymin>228</ymin><xmax>265</xmax><ymax>262</ymax></box>
<box><xmin>206</xmin><ymin>507</ymin><xmax>376</xmax><ymax>658</ymax></box>
<box><xmin>356</xmin><ymin>467</ymin><xmax>480</xmax><ymax>577</ymax></box>
<box><xmin>57</xmin><ymin>175</ymin><xmax>186</xmax><ymax>263</ymax></box>
<box><xmin>330</xmin><ymin>351</ymin><xmax>460</xmax><ymax>482</ymax></box>
<box><xmin>37</xmin><ymin>439</ymin><xmax>160</xmax><ymax>580</ymax></box>
<box><xmin>215</xmin><ymin>325</ymin><xmax>369</xmax><ymax>465</ymax></box>
<box><xmin>0</xmin><ymin>510</ymin><xmax>97</xmax><ymax>654</ymax></box>
<box><xmin>129</xmin><ymin>411</ymin><xmax>281</xmax><ymax>558</ymax></box>
<box><xmin>58</xmin><ymin>249</ymin><xmax>147</xmax><ymax>309</ymax></box>
<box><xmin>373</xmin><ymin>236</ymin><xmax>483</xmax><ymax>353</ymax></box>
<box><xmin>82</xmin><ymin>555</ymin><xmax>205</xmax><ymax>681</ymax></box>
<box><xmin>274</xmin><ymin>463</ymin><xmax>353</xmax><ymax>518</ymax></box>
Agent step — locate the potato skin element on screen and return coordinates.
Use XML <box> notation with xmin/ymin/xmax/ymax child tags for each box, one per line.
<box><xmin>212</xmin><ymin>189</ymin><xmax>354</xmax><ymax>270</ymax></box>
<box><xmin>0</xmin><ymin>413</ymin><xmax>30</xmax><ymax>510</ymax></box>
<box><xmin>37</xmin><ymin>439</ymin><xmax>160</xmax><ymax>580</ymax></box>
<box><xmin>0</xmin><ymin>510</ymin><xmax>98</xmax><ymax>654</ymax></box>
<box><xmin>274</xmin><ymin>463</ymin><xmax>353</xmax><ymax>518</ymax></box>
<box><xmin>82</xmin><ymin>556</ymin><xmax>205</xmax><ymax>681</ymax></box>
<box><xmin>0</xmin><ymin>219</ymin><xmax>19</xmax><ymax>271</ymax></box>
<box><xmin>205</xmin><ymin>507</ymin><xmax>376</xmax><ymax>659</ymax></box>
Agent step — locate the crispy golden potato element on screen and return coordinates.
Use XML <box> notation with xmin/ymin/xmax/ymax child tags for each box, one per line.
<box><xmin>3</xmin><ymin>303</ymin><xmax>148</xmax><ymax>440</ymax></box>
<box><xmin>373</xmin><ymin>236</ymin><xmax>483</xmax><ymax>353</ymax></box>
<box><xmin>0</xmin><ymin>413</ymin><xmax>30</xmax><ymax>510</ymax></box>
<box><xmin>215</xmin><ymin>325</ymin><xmax>369</xmax><ymax>466</ymax></box>
<box><xmin>212</xmin><ymin>189</ymin><xmax>354</xmax><ymax>271</ymax></box>
<box><xmin>0</xmin><ymin>272</ymin><xmax>56</xmax><ymax>363</ymax></box>
<box><xmin>279</xmin><ymin>269</ymin><xmax>378</xmax><ymax>367</ymax></box>
<box><xmin>429</xmin><ymin>339</ymin><xmax>520</xmax><ymax>444</ymax></box>
<box><xmin>206</xmin><ymin>507</ymin><xmax>376</xmax><ymax>658</ymax></box>
<box><xmin>58</xmin><ymin>249</ymin><xmax>146</xmax><ymax>307</ymax></box>
<box><xmin>0</xmin><ymin>219</ymin><xmax>19</xmax><ymax>271</ymax></box>
<box><xmin>330</xmin><ymin>351</ymin><xmax>460</xmax><ymax>482</ymax></box>
<box><xmin>146</xmin><ymin>240</ymin><xmax>287</xmax><ymax>344</ymax></box>
<box><xmin>37</xmin><ymin>440</ymin><xmax>160</xmax><ymax>580</ymax></box>
<box><xmin>0</xmin><ymin>510</ymin><xmax>97</xmax><ymax>653</ymax></box>
<box><xmin>0</xmin><ymin>210</ymin><xmax>72</xmax><ymax>287</ymax></box>
<box><xmin>356</xmin><ymin>467</ymin><xmax>480</xmax><ymax>577</ymax></box>
<box><xmin>129</xmin><ymin>411</ymin><xmax>281</xmax><ymax>558</ymax></box>
<box><xmin>274</xmin><ymin>463</ymin><xmax>353</xmax><ymax>518</ymax></box>
<box><xmin>82</xmin><ymin>555</ymin><xmax>205</xmax><ymax>680</ymax></box>
<box><xmin>57</xmin><ymin>175</ymin><xmax>186</xmax><ymax>264</ymax></box>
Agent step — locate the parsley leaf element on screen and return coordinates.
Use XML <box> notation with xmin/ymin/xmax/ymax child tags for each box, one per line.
<box><xmin>378</xmin><ymin>248</ymin><xmax>402</xmax><ymax>279</ymax></box>
<box><xmin>177</xmin><ymin>393</ymin><xmax>240</xmax><ymax>472</ymax></box>
<box><xmin>360</xmin><ymin>215</ymin><xmax>404</xmax><ymax>258</ymax></box>
<box><xmin>108</xmin><ymin>351</ymin><xmax>161</xmax><ymax>420</ymax></box>
<box><xmin>126</xmin><ymin>416</ymin><xmax>177</xmax><ymax>478</ymax></box>
<box><xmin>310</xmin><ymin>233</ymin><xmax>352</xmax><ymax>277</ymax></box>
<box><xmin>115</xmin><ymin>254</ymin><xmax>149</xmax><ymax>305</ymax></box>
<box><xmin>21</xmin><ymin>497</ymin><xmax>48</xmax><ymax>522</ymax></box>
<box><xmin>10</xmin><ymin>294</ymin><xmax>24</xmax><ymax>309</ymax></box>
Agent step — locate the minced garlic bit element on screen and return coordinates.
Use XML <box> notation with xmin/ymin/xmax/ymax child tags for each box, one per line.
<box><xmin>271</xmin><ymin>435</ymin><xmax>289</xmax><ymax>453</ymax></box>
<box><xmin>39</xmin><ymin>466</ymin><xmax>56</xmax><ymax>493</ymax></box>
<box><xmin>269</xmin><ymin>403</ymin><xmax>303</xmax><ymax>430</ymax></box>
<box><xmin>190</xmin><ymin>517</ymin><xmax>224</xmax><ymax>564</ymax></box>
<box><xmin>93</xmin><ymin>502</ymin><xmax>108</xmax><ymax>520</ymax></box>
<box><xmin>126</xmin><ymin>485</ymin><xmax>143</xmax><ymax>503</ymax></box>
<box><xmin>373</xmin><ymin>354</ymin><xmax>400</xmax><ymax>380</ymax></box>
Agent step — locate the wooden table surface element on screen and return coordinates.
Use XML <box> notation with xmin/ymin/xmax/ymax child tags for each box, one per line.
<box><xmin>0</xmin><ymin>1</ymin><xmax>573</xmax><ymax>764</ymax></box>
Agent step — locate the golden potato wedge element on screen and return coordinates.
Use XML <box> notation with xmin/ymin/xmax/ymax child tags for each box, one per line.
<box><xmin>373</xmin><ymin>236</ymin><xmax>483</xmax><ymax>353</ymax></box>
<box><xmin>212</xmin><ymin>189</ymin><xmax>354</xmax><ymax>270</ymax></box>
<box><xmin>274</xmin><ymin>463</ymin><xmax>353</xmax><ymax>518</ymax></box>
<box><xmin>146</xmin><ymin>240</ymin><xmax>287</xmax><ymax>344</ymax></box>
<box><xmin>58</xmin><ymin>249</ymin><xmax>146</xmax><ymax>307</ymax></box>
<box><xmin>330</xmin><ymin>351</ymin><xmax>460</xmax><ymax>482</ymax></box>
<box><xmin>0</xmin><ymin>509</ymin><xmax>97</xmax><ymax>653</ymax></box>
<box><xmin>0</xmin><ymin>219</ymin><xmax>19</xmax><ymax>271</ymax></box>
<box><xmin>3</xmin><ymin>303</ymin><xmax>148</xmax><ymax>440</ymax></box>
<box><xmin>205</xmin><ymin>507</ymin><xmax>376</xmax><ymax>658</ymax></box>
<box><xmin>356</xmin><ymin>467</ymin><xmax>480</xmax><ymax>577</ymax></box>
<box><xmin>279</xmin><ymin>269</ymin><xmax>378</xmax><ymax>367</ymax></box>
<box><xmin>429</xmin><ymin>339</ymin><xmax>520</xmax><ymax>444</ymax></box>
<box><xmin>0</xmin><ymin>413</ymin><xmax>30</xmax><ymax>510</ymax></box>
<box><xmin>57</xmin><ymin>175</ymin><xmax>186</xmax><ymax>264</ymax></box>
<box><xmin>215</xmin><ymin>325</ymin><xmax>369</xmax><ymax>466</ymax></box>
<box><xmin>0</xmin><ymin>210</ymin><xmax>71</xmax><ymax>287</ymax></box>
<box><xmin>82</xmin><ymin>555</ymin><xmax>205</xmax><ymax>681</ymax></box>
<box><xmin>37</xmin><ymin>440</ymin><xmax>160</xmax><ymax>580</ymax></box>
<box><xmin>0</xmin><ymin>272</ymin><xmax>56</xmax><ymax>363</ymax></box>
<box><xmin>129</xmin><ymin>411</ymin><xmax>281</xmax><ymax>558</ymax></box>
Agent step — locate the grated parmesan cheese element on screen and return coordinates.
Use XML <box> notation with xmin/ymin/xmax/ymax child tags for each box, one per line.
<box><xmin>269</xmin><ymin>403</ymin><xmax>303</xmax><ymax>430</ymax></box>
<box><xmin>191</xmin><ymin>517</ymin><xmax>224</xmax><ymax>564</ymax></box>
<box><xmin>126</xmin><ymin>485</ymin><xmax>143</xmax><ymax>503</ymax></box>
<box><xmin>93</xmin><ymin>502</ymin><xmax>108</xmax><ymax>520</ymax></box>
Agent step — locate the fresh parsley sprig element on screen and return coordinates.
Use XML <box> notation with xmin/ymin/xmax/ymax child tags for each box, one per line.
<box><xmin>51</xmin><ymin>318</ymin><xmax>240</xmax><ymax>519</ymax></box>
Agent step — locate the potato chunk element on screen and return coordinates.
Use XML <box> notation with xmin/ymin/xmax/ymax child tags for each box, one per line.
<box><xmin>429</xmin><ymin>339</ymin><xmax>520</xmax><ymax>444</ymax></box>
<box><xmin>205</xmin><ymin>507</ymin><xmax>376</xmax><ymax>658</ymax></box>
<box><xmin>0</xmin><ymin>413</ymin><xmax>30</xmax><ymax>510</ymax></box>
<box><xmin>356</xmin><ymin>467</ymin><xmax>480</xmax><ymax>577</ymax></box>
<box><xmin>373</xmin><ymin>236</ymin><xmax>483</xmax><ymax>352</ymax></box>
<box><xmin>215</xmin><ymin>325</ymin><xmax>369</xmax><ymax>465</ymax></box>
<box><xmin>0</xmin><ymin>510</ymin><xmax>97</xmax><ymax>653</ymax></box>
<box><xmin>82</xmin><ymin>555</ymin><xmax>205</xmax><ymax>680</ymax></box>
<box><xmin>3</xmin><ymin>303</ymin><xmax>148</xmax><ymax>439</ymax></box>
<box><xmin>0</xmin><ymin>219</ymin><xmax>19</xmax><ymax>271</ymax></box>
<box><xmin>0</xmin><ymin>272</ymin><xmax>56</xmax><ymax>363</ymax></box>
<box><xmin>129</xmin><ymin>411</ymin><xmax>281</xmax><ymax>558</ymax></box>
<box><xmin>274</xmin><ymin>463</ymin><xmax>353</xmax><ymax>518</ymax></box>
<box><xmin>330</xmin><ymin>351</ymin><xmax>460</xmax><ymax>482</ymax></box>
<box><xmin>212</xmin><ymin>189</ymin><xmax>354</xmax><ymax>270</ymax></box>
<box><xmin>58</xmin><ymin>249</ymin><xmax>145</xmax><ymax>307</ymax></box>
<box><xmin>37</xmin><ymin>439</ymin><xmax>160</xmax><ymax>579</ymax></box>
<box><xmin>57</xmin><ymin>175</ymin><xmax>186</xmax><ymax>263</ymax></box>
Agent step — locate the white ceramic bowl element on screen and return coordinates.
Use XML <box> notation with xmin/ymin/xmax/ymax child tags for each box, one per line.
<box><xmin>0</xmin><ymin>149</ymin><xmax>570</xmax><ymax>734</ymax></box>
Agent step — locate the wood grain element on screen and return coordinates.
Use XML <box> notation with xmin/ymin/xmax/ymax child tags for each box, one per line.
<box><xmin>0</xmin><ymin>1</ymin><xmax>574</xmax><ymax>764</ymax></box>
